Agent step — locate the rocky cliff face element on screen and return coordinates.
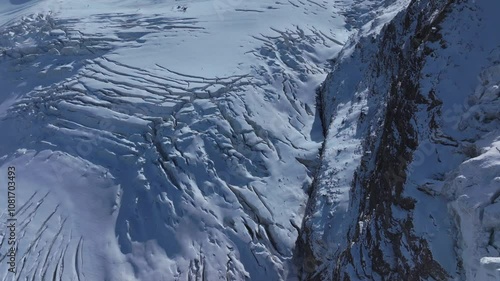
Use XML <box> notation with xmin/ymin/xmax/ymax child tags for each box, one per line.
<box><xmin>298</xmin><ymin>0</ymin><xmax>500</xmax><ymax>280</ymax></box>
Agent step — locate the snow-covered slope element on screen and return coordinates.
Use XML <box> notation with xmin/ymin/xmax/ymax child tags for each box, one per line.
<box><xmin>2</xmin><ymin>0</ymin><xmax>497</xmax><ymax>280</ymax></box>
<box><xmin>298</xmin><ymin>0</ymin><xmax>500</xmax><ymax>280</ymax></box>
<box><xmin>0</xmin><ymin>0</ymin><xmax>409</xmax><ymax>280</ymax></box>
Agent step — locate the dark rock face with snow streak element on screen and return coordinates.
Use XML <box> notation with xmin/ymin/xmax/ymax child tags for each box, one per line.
<box><xmin>298</xmin><ymin>0</ymin><xmax>500</xmax><ymax>280</ymax></box>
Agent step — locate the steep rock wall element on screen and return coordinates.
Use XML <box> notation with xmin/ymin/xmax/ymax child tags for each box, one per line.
<box><xmin>298</xmin><ymin>0</ymin><xmax>500</xmax><ymax>280</ymax></box>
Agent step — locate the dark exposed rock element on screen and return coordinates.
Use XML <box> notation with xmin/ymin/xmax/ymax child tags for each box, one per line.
<box><xmin>296</xmin><ymin>0</ymin><xmax>463</xmax><ymax>280</ymax></box>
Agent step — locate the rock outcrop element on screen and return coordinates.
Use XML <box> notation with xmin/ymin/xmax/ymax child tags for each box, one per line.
<box><xmin>298</xmin><ymin>0</ymin><xmax>500</xmax><ymax>280</ymax></box>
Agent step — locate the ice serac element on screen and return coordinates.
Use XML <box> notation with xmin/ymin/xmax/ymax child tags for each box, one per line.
<box><xmin>298</xmin><ymin>0</ymin><xmax>500</xmax><ymax>280</ymax></box>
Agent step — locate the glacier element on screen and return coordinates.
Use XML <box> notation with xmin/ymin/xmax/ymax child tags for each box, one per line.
<box><xmin>0</xmin><ymin>0</ymin><xmax>368</xmax><ymax>279</ymax></box>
